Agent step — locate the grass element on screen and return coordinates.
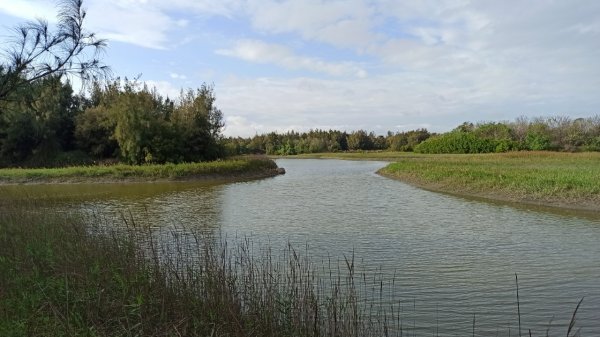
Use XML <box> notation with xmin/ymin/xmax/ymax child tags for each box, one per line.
<box><xmin>0</xmin><ymin>201</ymin><xmax>588</xmax><ymax>336</ymax></box>
<box><xmin>0</xmin><ymin>156</ymin><xmax>279</xmax><ymax>184</ymax></box>
<box><xmin>379</xmin><ymin>151</ymin><xmax>600</xmax><ymax>211</ymax></box>
<box><xmin>0</xmin><ymin>203</ymin><xmax>403</xmax><ymax>336</ymax></box>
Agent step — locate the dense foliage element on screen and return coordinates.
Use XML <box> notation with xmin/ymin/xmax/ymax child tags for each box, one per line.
<box><xmin>224</xmin><ymin>116</ymin><xmax>600</xmax><ymax>156</ymax></box>
<box><xmin>223</xmin><ymin>129</ymin><xmax>431</xmax><ymax>155</ymax></box>
<box><xmin>415</xmin><ymin>118</ymin><xmax>600</xmax><ymax>154</ymax></box>
<box><xmin>0</xmin><ymin>78</ymin><xmax>225</xmax><ymax>167</ymax></box>
<box><xmin>0</xmin><ymin>0</ymin><xmax>224</xmax><ymax>168</ymax></box>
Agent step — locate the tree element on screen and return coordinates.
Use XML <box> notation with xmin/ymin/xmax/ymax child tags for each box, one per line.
<box><xmin>0</xmin><ymin>75</ymin><xmax>80</xmax><ymax>165</ymax></box>
<box><xmin>0</xmin><ymin>110</ymin><xmax>40</xmax><ymax>163</ymax></box>
<box><xmin>0</xmin><ymin>0</ymin><xmax>108</xmax><ymax>107</ymax></box>
<box><xmin>348</xmin><ymin>130</ymin><xmax>373</xmax><ymax>150</ymax></box>
<box><xmin>75</xmin><ymin>104</ymin><xmax>118</xmax><ymax>158</ymax></box>
<box><xmin>110</xmin><ymin>82</ymin><xmax>160</xmax><ymax>164</ymax></box>
<box><xmin>454</xmin><ymin>122</ymin><xmax>475</xmax><ymax>133</ymax></box>
<box><xmin>173</xmin><ymin>85</ymin><xmax>225</xmax><ymax>161</ymax></box>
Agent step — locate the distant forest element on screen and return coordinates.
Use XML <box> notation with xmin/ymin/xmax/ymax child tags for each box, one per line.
<box><xmin>223</xmin><ymin>116</ymin><xmax>600</xmax><ymax>156</ymax></box>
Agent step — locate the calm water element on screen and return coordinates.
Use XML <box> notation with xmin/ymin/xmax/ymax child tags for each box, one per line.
<box><xmin>4</xmin><ymin>159</ymin><xmax>600</xmax><ymax>335</ymax></box>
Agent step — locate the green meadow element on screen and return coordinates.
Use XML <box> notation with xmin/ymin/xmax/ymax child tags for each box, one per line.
<box><xmin>379</xmin><ymin>151</ymin><xmax>600</xmax><ymax>210</ymax></box>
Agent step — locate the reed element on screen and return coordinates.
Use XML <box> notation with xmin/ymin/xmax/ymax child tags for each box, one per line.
<box><xmin>0</xmin><ymin>202</ymin><xmax>587</xmax><ymax>336</ymax></box>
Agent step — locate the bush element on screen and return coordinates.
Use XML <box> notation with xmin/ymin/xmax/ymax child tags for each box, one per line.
<box><xmin>415</xmin><ymin>132</ymin><xmax>495</xmax><ymax>154</ymax></box>
<box><xmin>583</xmin><ymin>136</ymin><xmax>600</xmax><ymax>152</ymax></box>
<box><xmin>525</xmin><ymin>132</ymin><xmax>551</xmax><ymax>151</ymax></box>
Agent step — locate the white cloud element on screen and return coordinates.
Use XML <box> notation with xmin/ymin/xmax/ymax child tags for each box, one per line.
<box><xmin>169</xmin><ymin>72</ymin><xmax>188</xmax><ymax>80</ymax></box>
<box><xmin>217</xmin><ymin>39</ymin><xmax>367</xmax><ymax>78</ymax></box>
<box><xmin>144</xmin><ymin>80</ymin><xmax>181</xmax><ymax>99</ymax></box>
<box><xmin>394</xmin><ymin>123</ymin><xmax>432</xmax><ymax>131</ymax></box>
<box><xmin>246</xmin><ymin>0</ymin><xmax>377</xmax><ymax>50</ymax></box>
<box><xmin>151</xmin><ymin>0</ymin><xmax>242</xmax><ymax>18</ymax></box>
<box><xmin>0</xmin><ymin>1</ymin><xmax>57</xmax><ymax>21</ymax></box>
<box><xmin>0</xmin><ymin>0</ymin><xmax>180</xmax><ymax>49</ymax></box>
<box><xmin>216</xmin><ymin>75</ymin><xmax>459</xmax><ymax>135</ymax></box>
<box><xmin>85</xmin><ymin>1</ymin><xmax>175</xmax><ymax>49</ymax></box>
<box><xmin>224</xmin><ymin>115</ymin><xmax>266</xmax><ymax>137</ymax></box>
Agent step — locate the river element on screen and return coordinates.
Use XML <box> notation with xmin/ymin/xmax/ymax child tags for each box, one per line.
<box><xmin>4</xmin><ymin>159</ymin><xmax>600</xmax><ymax>335</ymax></box>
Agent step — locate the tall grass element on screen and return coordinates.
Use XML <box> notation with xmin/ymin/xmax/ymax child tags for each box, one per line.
<box><xmin>0</xmin><ymin>203</ymin><xmax>586</xmax><ymax>336</ymax></box>
<box><xmin>0</xmin><ymin>156</ymin><xmax>279</xmax><ymax>184</ymax></box>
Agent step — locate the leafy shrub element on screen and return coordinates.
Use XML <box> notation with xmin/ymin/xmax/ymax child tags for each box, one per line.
<box><xmin>415</xmin><ymin>132</ymin><xmax>496</xmax><ymax>154</ymax></box>
<box><xmin>525</xmin><ymin>132</ymin><xmax>551</xmax><ymax>151</ymax></box>
<box><xmin>583</xmin><ymin>136</ymin><xmax>600</xmax><ymax>152</ymax></box>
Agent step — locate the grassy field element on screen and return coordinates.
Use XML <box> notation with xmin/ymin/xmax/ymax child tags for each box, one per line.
<box><xmin>0</xmin><ymin>157</ymin><xmax>280</xmax><ymax>184</ymax></box>
<box><xmin>379</xmin><ymin>151</ymin><xmax>600</xmax><ymax>211</ymax></box>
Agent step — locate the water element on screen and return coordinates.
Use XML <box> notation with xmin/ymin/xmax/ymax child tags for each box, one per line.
<box><xmin>3</xmin><ymin>158</ymin><xmax>600</xmax><ymax>335</ymax></box>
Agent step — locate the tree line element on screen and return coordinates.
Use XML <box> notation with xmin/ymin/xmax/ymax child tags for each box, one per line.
<box><xmin>0</xmin><ymin>77</ymin><xmax>225</xmax><ymax>167</ymax></box>
<box><xmin>0</xmin><ymin>0</ymin><xmax>224</xmax><ymax>168</ymax></box>
<box><xmin>414</xmin><ymin>116</ymin><xmax>600</xmax><ymax>154</ymax></box>
<box><xmin>224</xmin><ymin>116</ymin><xmax>600</xmax><ymax>156</ymax></box>
<box><xmin>223</xmin><ymin>129</ymin><xmax>432</xmax><ymax>155</ymax></box>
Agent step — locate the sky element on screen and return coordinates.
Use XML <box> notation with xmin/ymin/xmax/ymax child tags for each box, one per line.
<box><xmin>1</xmin><ymin>0</ymin><xmax>599</xmax><ymax>137</ymax></box>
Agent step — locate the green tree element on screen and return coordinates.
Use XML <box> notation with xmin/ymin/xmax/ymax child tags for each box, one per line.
<box><xmin>110</xmin><ymin>82</ymin><xmax>163</xmax><ymax>164</ymax></box>
<box><xmin>0</xmin><ymin>110</ymin><xmax>40</xmax><ymax>163</ymax></box>
<box><xmin>31</xmin><ymin>76</ymin><xmax>79</xmax><ymax>152</ymax></box>
<box><xmin>172</xmin><ymin>85</ymin><xmax>225</xmax><ymax>161</ymax></box>
<box><xmin>75</xmin><ymin>105</ymin><xmax>117</xmax><ymax>158</ymax></box>
<box><xmin>524</xmin><ymin>122</ymin><xmax>552</xmax><ymax>151</ymax></box>
<box><xmin>348</xmin><ymin>130</ymin><xmax>373</xmax><ymax>150</ymax></box>
<box><xmin>0</xmin><ymin>76</ymin><xmax>80</xmax><ymax>165</ymax></box>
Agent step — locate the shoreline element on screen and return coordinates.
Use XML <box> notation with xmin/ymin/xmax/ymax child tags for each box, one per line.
<box><xmin>277</xmin><ymin>152</ymin><xmax>600</xmax><ymax>215</ymax></box>
<box><xmin>0</xmin><ymin>158</ymin><xmax>284</xmax><ymax>186</ymax></box>
<box><xmin>377</xmin><ymin>170</ymin><xmax>600</xmax><ymax>215</ymax></box>
<box><xmin>0</xmin><ymin>169</ymin><xmax>283</xmax><ymax>186</ymax></box>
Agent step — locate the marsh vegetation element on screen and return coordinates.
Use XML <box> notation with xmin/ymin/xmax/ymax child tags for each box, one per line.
<box><xmin>0</xmin><ymin>157</ymin><xmax>279</xmax><ymax>184</ymax></box>
<box><xmin>379</xmin><ymin>152</ymin><xmax>600</xmax><ymax>212</ymax></box>
<box><xmin>0</xmin><ymin>201</ymin><xmax>589</xmax><ymax>336</ymax></box>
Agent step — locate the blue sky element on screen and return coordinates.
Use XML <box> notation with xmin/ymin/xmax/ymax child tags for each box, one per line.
<box><xmin>1</xmin><ymin>0</ymin><xmax>599</xmax><ymax>137</ymax></box>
